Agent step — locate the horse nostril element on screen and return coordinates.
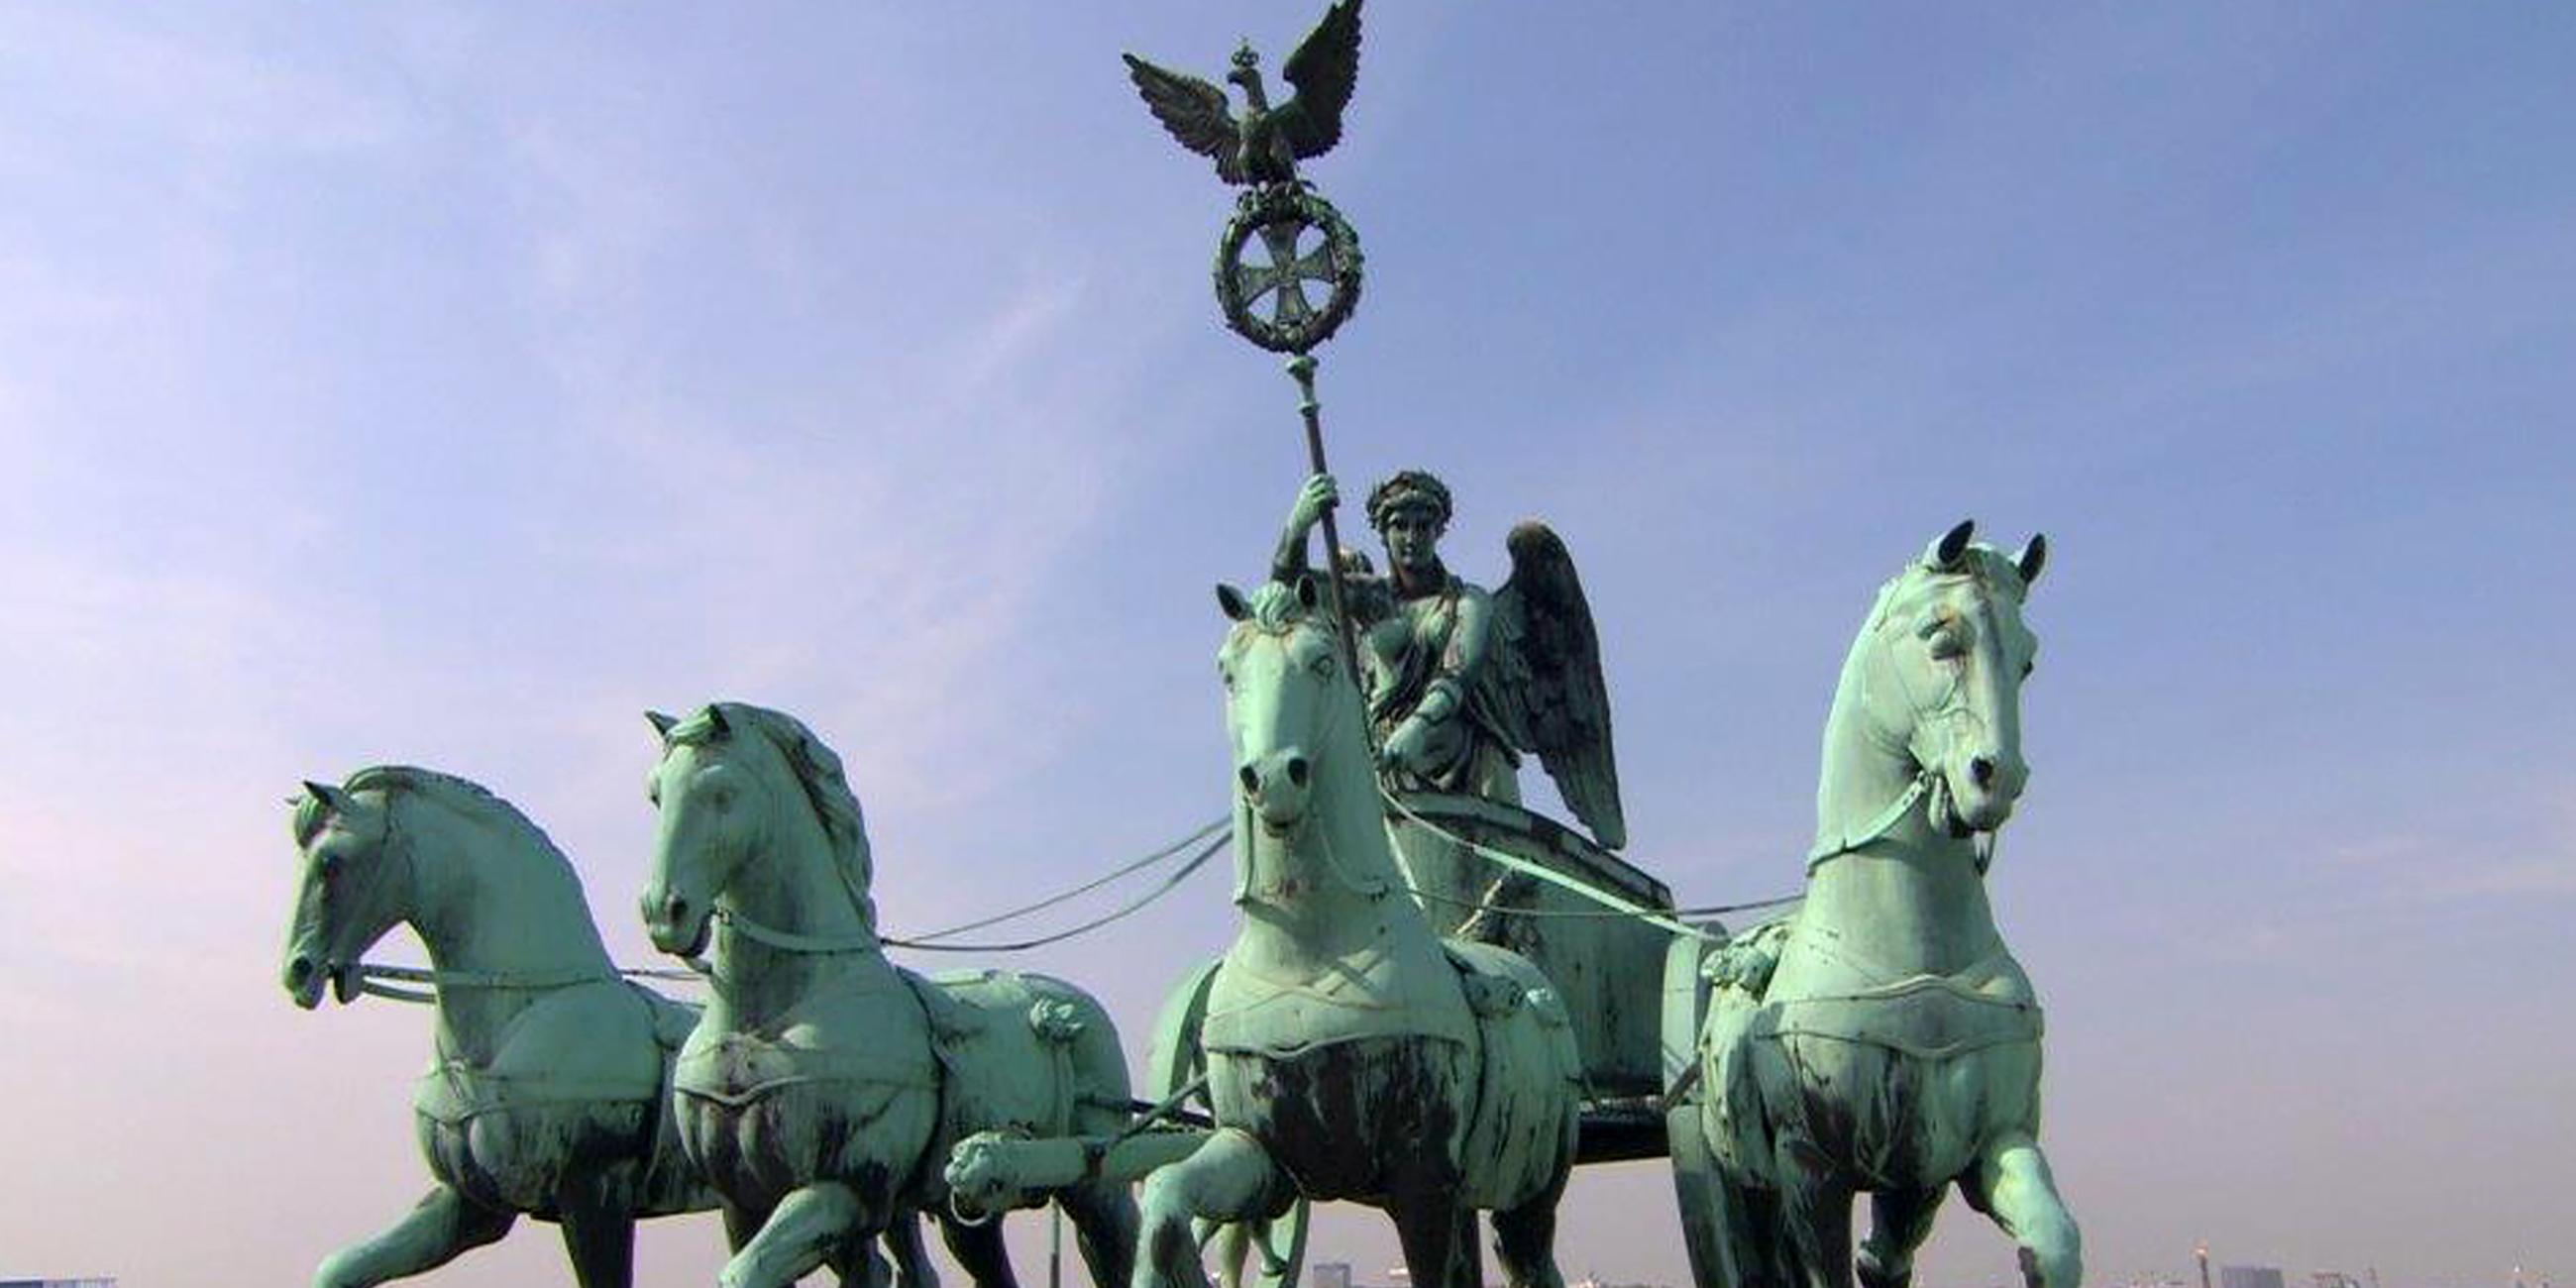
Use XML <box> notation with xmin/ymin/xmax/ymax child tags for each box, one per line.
<box><xmin>1238</xmin><ymin>765</ymin><xmax>1260</xmax><ymax>797</ymax></box>
<box><xmin>1970</xmin><ymin>756</ymin><xmax>1997</xmax><ymax>789</ymax></box>
<box><xmin>660</xmin><ymin>893</ymin><xmax>689</xmax><ymax>927</ymax></box>
<box><xmin>286</xmin><ymin>955</ymin><xmax>313</xmax><ymax>986</ymax></box>
<box><xmin>1286</xmin><ymin>756</ymin><xmax>1310</xmax><ymax>788</ymax></box>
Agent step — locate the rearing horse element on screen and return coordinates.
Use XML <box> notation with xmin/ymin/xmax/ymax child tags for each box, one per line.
<box><xmin>1134</xmin><ymin>575</ymin><xmax>1582</xmax><ymax>1288</ymax></box>
<box><xmin>640</xmin><ymin>701</ymin><xmax>1139</xmax><ymax>1288</ymax></box>
<box><xmin>1699</xmin><ymin>521</ymin><xmax>2081</xmax><ymax>1288</ymax></box>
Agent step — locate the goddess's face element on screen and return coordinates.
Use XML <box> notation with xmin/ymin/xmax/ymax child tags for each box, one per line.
<box><xmin>1379</xmin><ymin>502</ymin><xmax>1444</xmax><ymax>578</ymax></box>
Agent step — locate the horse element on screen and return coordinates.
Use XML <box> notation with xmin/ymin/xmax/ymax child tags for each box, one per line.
<box><xmin>281</xmin><ymin>766</ymin><xmax>715</xmax><ymax>1288</ymax></box>
<box><xmin>1697</xmin><ymin>520</ymin><xmax>2080</xmax><ymax>1288</ymax></box>
<box><xmin>638</xmin><ymin>700</ymin><xmax>1141</xmax><ymax>1288</ymax></box>
<box><xmin>1132</xmin><ymin>574</ymin><xmax>1584</xmax><ymax>1288</ymax></box>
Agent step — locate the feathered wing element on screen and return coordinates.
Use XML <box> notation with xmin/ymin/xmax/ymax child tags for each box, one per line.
<box><xmin>1123</xmin><ymin>54</ymin><xmax>1244</xmax><ymax>183</ymax></box>
<box><xmin>1486</xmin><ymin>521</ymin><xmax>1627</xmax><ymax>850</ymax></box>
<box><xmin>1273</xmin><ymin>0</ymin><xmax>1363</xmax><ymax>160</ymax></box>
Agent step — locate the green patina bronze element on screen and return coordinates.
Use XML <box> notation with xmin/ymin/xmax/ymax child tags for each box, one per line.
<box><xmin>1126</xmin><ymin>0</ymin><xmax>1365</xmax><ymax>354</ymax></box>
<box><xmin>1268</xmin><ymin>473</ymin><xmax>1649</xmax><ymax>1087</ymax></box>
<box><xmin>281</xmin><ymin>767</ymin><xmax>715</xmax><ymax>1288</ymax></box>
<box><xmin>639</xmin><ymin>702</ymin><xmax>1141</xmax><ymax>1288</ymax></box>
<box><xmin>1128</xmin><ymin>575</ymin><xmax>1584</xmax><ymax>1288</ymax></box>
<box><xmin>1697</xmin><ymin>521</ymin><xmax>2082</xmax><ymax>1288</ymax></box>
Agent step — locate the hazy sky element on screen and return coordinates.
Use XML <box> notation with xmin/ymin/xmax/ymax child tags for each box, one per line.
<box><xmin>1</xmin><ymin>5</ymin><xmax>2569</xmax><ymax>1287</ymax></box>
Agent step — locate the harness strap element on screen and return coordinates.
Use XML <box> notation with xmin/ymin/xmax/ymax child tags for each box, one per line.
<box><xmin>1381</xmin><ymin>790</ymin><xmax>1719</xmax><ymax>942</ymax></box>
<box><xmin>1804</xmin><ymin>771</ymin><xmax>1931</xmax><ymax>870</ymax></box>
<box><xmin>710</xmin><ymin>905</ymin><xmax>884</xmax><ymax>955</ymax></box>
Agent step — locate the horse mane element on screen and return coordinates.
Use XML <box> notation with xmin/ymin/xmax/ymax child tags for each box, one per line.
<box><xmin>1241</xmin><ymin>580</ymin><xmax>1319</xmax><ymax>633</ymax></box>
<box><xmin>295</xmin><ymin>766</ymin><xmax>576</xmax><ymax>878</ymax></box>
<box><xmin>680</xmin><ymin>702</ymin><xmax>876</xmax><ymax>911</ymax></box>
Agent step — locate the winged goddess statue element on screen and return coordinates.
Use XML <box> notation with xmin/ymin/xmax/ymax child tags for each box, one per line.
<box><xmin>1123</xmin><ymin>0</ymin><xmax>1363</xmax><ymax>189</ymax></box>
<box><xmin>1271</xmin><ymin>472</ymin><xmax>1626</xmax><ymax>853</ymax></box>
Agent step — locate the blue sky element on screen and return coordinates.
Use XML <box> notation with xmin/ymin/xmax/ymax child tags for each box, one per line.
<box><xmin>1</xmin><ymin>5</ymin><xmax>2569</xmax><ymax>1286</ymax></box>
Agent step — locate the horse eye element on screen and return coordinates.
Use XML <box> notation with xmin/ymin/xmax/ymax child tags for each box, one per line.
<box><xmin>1310</xmin><ymin>653</ymin><xmax>1338</xmax><ymax>680</ymax></box>
<box><xmin>2022</xmin><ymin>658</ymin><xmax>2036</xmax><ymax>679</ymax></box>
<box><xmin>1926</xmin><ymin>629</ymin><xmax>1965</xmax><ymax>660</ymax></box>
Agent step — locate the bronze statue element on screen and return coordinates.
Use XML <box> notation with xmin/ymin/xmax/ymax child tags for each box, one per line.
<box><xmin>1123</xmin><ymin>0</ymin><xmax>1361</xmax><ymax>189</ymax></box>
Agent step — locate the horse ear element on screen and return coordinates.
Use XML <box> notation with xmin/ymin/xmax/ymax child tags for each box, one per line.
<box><xmin>702</xmin><ymin>704</ymin><xmax>732</xmax><ymax>738</ymax></box>
<box><xmin>1927</xmin><ymin>519</ymin><xmax>1976</xmax><ymax>570</ymax></box>
<box><xmin>301</xmin><ymin>780</ymin><xmax>345</xmax><ymax>811</ymax></box>
<box><xmin>2014</xmin><ymin>533</ymin><xmax>2048</xmax><ymax>589</ymax></box>
<box><xmin>646</xmin><ymin>710</ymin><xmax>679</xmax><ymax>739</ymax></box>
<box><xmin>1293</xmin><ymin>573</ymin><xmax>1321</xmax><ymax>611</ymax></box>
<box><xmin>1216</xmin><ymin>584</ymin><xmax>1251</xmax><ymax>621</ymax></box>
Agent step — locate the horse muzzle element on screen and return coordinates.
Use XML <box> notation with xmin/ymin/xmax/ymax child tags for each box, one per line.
<box><xmin>281</xmin><ymin>952</ymin><xmax>357</xmax><ymax>1010</ymax></box>
<box><xmin>1939</xmin><ymin>751</ymin><xmax>2027</xmax><ymax>835</ymax></box>
<box><xmin>642</xmin><ymin>888</ymin><xmax>712</xmax><ymax>959</ymax></box>
<box><xmin>1236</xmin><ymin>748</ymin><xmax>1313</xmax><ymax>834</ymax></box>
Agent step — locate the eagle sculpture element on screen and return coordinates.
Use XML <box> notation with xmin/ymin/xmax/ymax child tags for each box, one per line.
<box><xmin>1123</xmin><ymin>0</ymin><xmax>1363</xmax><ymax>187</ymax></box>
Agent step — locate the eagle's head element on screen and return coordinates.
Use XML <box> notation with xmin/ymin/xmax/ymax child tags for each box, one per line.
<box><xmin>1227</xmin><ymin>43</ymin><xmax>1260</xmax><ymax>93</ymax></box>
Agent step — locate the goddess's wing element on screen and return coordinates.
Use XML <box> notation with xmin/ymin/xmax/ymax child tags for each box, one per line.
<box><xmin>1487</xmin><ymin>521</ymin><xmax>1626</xmax><ymax>850</ymax></box>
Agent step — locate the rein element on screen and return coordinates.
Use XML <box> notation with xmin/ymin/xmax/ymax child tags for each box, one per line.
<box><xmin>348</xmin><ymin>961</ymin><xmax>704</xmax><ymax>1006</ymax></box>
<box><xmin>1381</xmin><ymin>790</ymin><xmax>1738</xmax><ymax>942</ymax></box>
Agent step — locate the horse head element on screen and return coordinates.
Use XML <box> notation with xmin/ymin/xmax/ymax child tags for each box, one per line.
<box><xmin>283</xmin><ymin>777</ymin><xmax>411</xmax><ymax>1009</ymax></box>
<box><xmin>1216</xmin><ymin>574</ymin><xmax>1350</xmax><ymax>837</ymax></box>
<box><xmin>1866</xmin><ymin>520</ymin><xmax>2047</xmax><ymax>839</ymax></box>
<box><xmin>641</xmin><ymin>702</ymin><xmax>875</xmax><ymax>958</ymax></box>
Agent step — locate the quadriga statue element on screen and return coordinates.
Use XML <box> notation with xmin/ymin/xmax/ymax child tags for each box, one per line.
<box><xmin>280</xmin><ymin>767</ymin><xmax>713</xmax><ymax>1288</ymax></box>
<box><xmin>1698</xmin><ymin>521</ymin><xmax>2082</xmax><ymax>1288</ymax></box>
<box><xmin>638</xmin><ymin>702</ymin><xmax>1140</xmax><ymax>1288</ymax></box>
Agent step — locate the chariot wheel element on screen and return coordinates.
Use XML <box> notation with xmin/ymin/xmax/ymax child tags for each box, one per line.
<box><xmin>1147</xmin><ymin>961</ymin><xmax>1313</xmax><ymax>1288</ymax></box>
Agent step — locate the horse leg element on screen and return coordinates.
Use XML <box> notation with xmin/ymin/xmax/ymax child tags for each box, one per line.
<box><xmin>1489</xmin><ymin>1161</ymin><xmax>1570</xmax><ymax>1288</ymax></box>
<box><xmin>938</xmin><ymin>1214</ymin><xmax>1022</xmax><ymax>1288</ymax></box>
<box><xmin>1064</xmin><ymin>1178</ymin><xmax>1142</xmax><ymax>1288</ymax></box>
<box><xmin>1856</xmin><ymin>1188</ymin><xmax>1944</xmax><ymax>1288</ymax></box>
<box><xmin>1771</xmin><ymin>1142</ymin><xmax>1857</xmax><ymax>1288</ymax></box>
<box><xmin>311</xmin><ymin>1185</ymin><xmax>515</xmax><ymax>1288</ymax></box>
<box><xmin>1202</xmin><ymin>1222</ymin><xmax>1252</xmax><ymax>1288</ymax></box>
<box><xmin>1971</xmin><ymin>1134</ymin><xmax>2081</xmax><ymax>1288</ymax></box>
<box><xmin>1386</xmin><ymin>1194</ymin><xmax>1481</xmax><ymax>1288</ymax></box>
<box><xmin>557</xmin><ymin>1168</ymin><xmax>638</xmax><ymax>1288</ymax></box>
<box><xmin>826</xmin><ymin>1223</ymin><xmax>898</xmax><ymax>1288</ymax></box>
<box><xmin>883</xmin><ymin>1211</ymin><xmax>941</xmax><ymax>1288</ymax></box>
<box><xmin>1134</xmin><ymin>1127</ymin><xmax>1289</xmax><ymax>1288</ymax></box>
<box><xmin>719</xmin><ymin>1180</ymin><xmax>878</xmax><ymax>1288</ymax></box>
<box><xmin>723</xmin><ymin>1200</ymin><xmax>774</xmax><ymax>1253</ymax></box>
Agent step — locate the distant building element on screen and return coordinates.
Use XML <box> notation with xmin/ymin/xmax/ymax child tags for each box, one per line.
<box><xmin>1312</xmin><ymin>1262</ymin><xmax>1352</xmax><ymax>1288</ymax></box>
<box><xmin>2221</xmin><ymin>1265</ymin><xmax>2286</xmax><ymax>1288</ymax></box>
<box><xmin>0</xmin><ymin>1279</ymin><xmax>118</xmax><ymax>1288</ymax></box>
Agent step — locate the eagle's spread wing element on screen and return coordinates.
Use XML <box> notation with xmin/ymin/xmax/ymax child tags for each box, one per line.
<box><xmin>1486</xmin><ymin>521</ymin><xmax>1627</xmax><ymax>850</ymax></box>
<box><xmin>1123</xmin><ymin>54</ymin><xmax>1244</xmax><ymax>184</ymax></box>
<box><xmin>1274</xmin><ymin>0</ymin><xmax>1363</xmax><ymax>161</ymax></box>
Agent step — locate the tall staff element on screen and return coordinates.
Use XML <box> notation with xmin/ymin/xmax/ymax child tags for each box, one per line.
<box><xmin>1124</xmin><ymin>0</ymin><xmax>1372</xmax><ymax>686</ymax></box>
